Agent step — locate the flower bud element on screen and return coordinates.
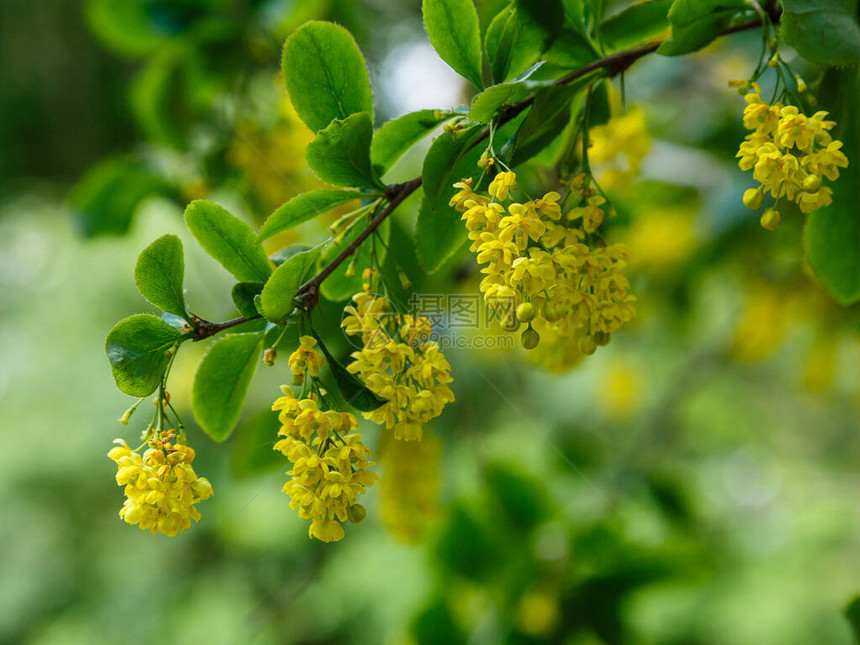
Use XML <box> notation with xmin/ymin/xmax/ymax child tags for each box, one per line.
<box><xmin>347</xmin><ymin>504</ymin><xmax>367</xmax><ymax>523</ymax></box>
<box><xmin>768</xmin><ymin>37</ymin><xmax>779</xmax><ymax>52</ymax></box>
<box><xmin>263</xmin><ymin>348</ymin><xmax>277</xmax><ymax>366</ymax></box>
<box><xmin>292</xmin><ymin>372</ymin><xmax>305</xmax><ymax>386</ymax></box>
<box><xmin>118</xmin><ymin>408</ymin><xmax>134</xmax><ymax>425</ymax></box>
<box><xmin>593</xmin><ymin>331</ymin><xmax>611</xmax><ymax>347</ymax></box>
<box><xmin>767</xmin><ymin>53</ymin><xmax>780</xmax><ymax>68</ymax></box>
<box><xmin>541</xmin><ymin>303</ymin><xmax>562</xmax><ymax>323</ymax></box>
<box><xmin>802</xmin><ymin>174</ymin><xmax>821</xmax><ymax>192</ymax></box>
<box><xmin>579</xmin><ymin>336</ymin><xmax>597</xmax><ymax>355</ymax></box>
<box><xmin>760</xmin><ymin>208</ymin><xmax>781</xmax><ymax>231</ymax></box>
<box><xmin>742</xmin><ymin>187</ymin><xmax>765</xmax><ymax>210</ymax></box>
<box><xmin>795</xmin><ymin>76</ymin><xmax>807</xmax><ymax>93</ymax></box>
<box><xmin>521</xmin><ymin>328</ymin><xmax>540</xmax><ymax>350</ymax></box>
<box><xmin>516</xmin><ymin>302</ymin><xmax>536</xmax><ymax>323</ymax></box>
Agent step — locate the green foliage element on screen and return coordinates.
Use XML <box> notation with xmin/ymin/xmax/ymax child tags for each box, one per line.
<box><xmin>259</xmin><ymin>248</ymin><xmax>320</xmax><ymax>323</ymax></box>
<box><xmin>658</xmin><ymin>0</ymin><xmax>748</xmax><ymax>56</ymax></box>
<box><xmin>416</xmin><ymin>125</ymin><xmax>486</xmax><ymax>272</ymax></box>
<box><xmin>191</xmin><ymin>332</ymin><xmax>264</xmax><ymax>441</ymax></box>
<box><xmin>601</xmin><ymin>0</ymin><xmax>672</xmax><ymax>49</ymax></box>
<box><xmin>507</xmin><ymin>82</ymin><xmax>581</xmax><ymax>166</ymax></box>
<box><xmin>282</xmin><ymin>21</ymin><xmax>375</xmax><ymax>132</ymax></box>
<box><xmin>70</xmin><ymin>157</ymin><xmax>168</xmax><ymax>237</ymax></box>
<box><xmin>485</xmin><ymin>2</ymin><xmax>565</xmax><ymax>83</ymax></box>
<box><xmin>305</xmin><ymin>112</ymin><xmax>382</xmax><ymax>190</ymax></box>
<box><xmin>258</xmin><ymin>190</ymin><xmax>369</xmax><ymax>243</ymax></box>
<box><xmin>311</xmin><ymin>332</ymin><xmax>387</xmax><ymax>411</ymax></box>
<box><xmin>105</xmin><ymin>314</ymin><xmax>183</xmax><ymax>396</ymax></box>
<box><xmin>184</xmin><ymin>200</ymin><xmax>273</xmax><ymax>283</ymax></box>
<box><xmin>422</xmin><ymin>0</ymin><xmax>485</xmax><ymax>89</ymax></box>
<box><xmin>485</xmin><ymin>463</ymin><xmax>550</xmax><ymax>532</ymax></box>
<box><xmin>231</xmin><ymin>282</ymin><xmax>265</xmax><ymax>318</ymax></box>
<box><xmin>781</xmin><ymin>0</ymin><xmax>860</xmax><ymax>65</ymax></box>
<box><xmin>371</xmin><ymin>110</ymin><xmax>456</xmax><ymax>174</ymax></box>
<box><xmin>411</xmin><ymin>598</ymin><xmax>467</xmax><ymax>645</ymax></box>
<box><xmin>468</xmin><ymin>81</ymin><xmax>529</xmax><ymax>123</ymax></box>
<box><xmin>134</xmin><ymin>234</ymin><xmax>188</xmax><ymax>320</ymax></box>
<box><xmin>846</xmin><ymin>596</ymin><xmax>860</xmax><ymax>642</ymax></box>
<box><xmin>804</xmin><ymin>69</ymin><xmax>860</xmax><ymax>304</ymax></box>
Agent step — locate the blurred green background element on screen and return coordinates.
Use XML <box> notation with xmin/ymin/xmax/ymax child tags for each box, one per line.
<box><xmin>2</xmin><ymin>1</ymin><xmax>860</xmax><ymax>643</ymax></box>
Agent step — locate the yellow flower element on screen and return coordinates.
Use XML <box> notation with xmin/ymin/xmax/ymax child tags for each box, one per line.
<box><xmin>287</xmin><ymin>335</ymin><xmax>327</xmax><ymax>381</ymax></box>
<box><xmin>488</xmin><ymin>171</ymin><xmax>517</xmax><ymax>200</ymax></box>
<box><xmin>108</xmin><ymin>434</ymin><xmax>213</xmax><ymax>536</ymax></box>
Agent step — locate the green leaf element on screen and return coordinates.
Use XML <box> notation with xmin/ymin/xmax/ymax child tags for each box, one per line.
<box><xmin>311</xmin><ymin>332</ymin><xmax>387</xmax><ymax>412</ymax></box>
<box><xmin>184</xmin><ymin>200</ymin><xmax>273</xmax><ymax>282</ymax></box>
<box><xmin>282</xmin><ymin>21</ymin><xmax>373</xmax><ymax>132</ymax></box>
<box><xmin>258</xmin><ymin>189</ymin><xmax>368</xmax><ymax>242</ymax></box>
<box><xmin>601</xmin><ymin>0</ymin><xmax>673</xmax><ymax>50</ymax></box>
<box><xmin>804</xmin><ymin>69</ymin><xmax>860</xmax><ymax>304</ymax></box>
<box><xmin>468</xmin><ymin>82</ymin><xmax>529</xmax><ymax>123</ymax></box>
<box><xmin>260</xmin><ymin>248</ymin><xmax>320</xmax><ymax>323</ymax></box>
<box><xmin>845</xmin><ymin>596</ymin><xmax>860</xmax><ymax>642</ymax></box>
<box><xmin>305</xmin><ymin>112</ymin><xmax>382</xmax><ymax>190</ymax></box>
<box><xmin>657</xmin><ymin>0</ymin><xmax>748</xmax><ymax>56</ymax></box>
<box><xmin>321</xmin><ymin>219</ymin><xmax>391</xmax><ymax>302</ymax></box>
<box><xmin>192</xmin><ymin>333</ymin><xmax>263</xmax><ymax>442</ymax></box>
<box><xmin>371</xmin><ymin>110</ymin><xmax>456</xmax><ymax>174</ymax></box>
<box><xmin>422</xmin><ymin>125</ymin><xmax>486</xmax><ymax>209</ymax></box>
<box><xmin>416</xmin><ymin>126</ymin><xmax>487</xmax><ymax>272</ymax></box>
<box><xmin>105</xmin><ymin>314</ymin><xmax>183</xmax><ymax>396</ymax></box>
<box><xmin>782</xmin><ymin>0</ymin><xmax>860</xmax><ymax>65</ymax></box>
<box><xmin>70</xmin><ymin>157</ymin><xmax>168</xmax><ymax>237</ymax></box>
<box><xmin>423</xmin><ymin>0</ymin><xmax>485</xmax><ymax>88</ymax></box>
<box><xmin>508</xmin><ymin>82</ymin><xmax>581</xmax><ymax>166</ymax></box>
<box><xmin>134</xmin><ymin>234</ymin><xmax>188</xmax><ymax>319</ymax></box>
<box><xmin>232</xmin><ymin>282</ymin><xmax>265</xmax><ymax>318</ymax></box>
<box><xmin>485</xmin><ymin>1</ymin><xmax>566</xmax><ymax>83</ymax></box>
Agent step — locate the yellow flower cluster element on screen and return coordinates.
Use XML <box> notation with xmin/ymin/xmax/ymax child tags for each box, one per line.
<box><xmin>451</xmin><ymin>170</ymin><xmax>635</xmax><ymax>358</ymax></box>
<box><xmin>737</xmin><ymin>82</ymin><xmax>848</xmax><ymax>227</ymax></box>
<box><xmin>108</xmin><ymin>433</ymin><xmax>213</xmax><ymax>536</ymax></box>
<box><xmin>273</xmin><ymin>386</ymin><xmax>377</xmax><ymax>542</ymax></box>
<box><xmin>342</xmin><ymin>292</ymin><xmax>455</xmax><ymax>441</ymax></box>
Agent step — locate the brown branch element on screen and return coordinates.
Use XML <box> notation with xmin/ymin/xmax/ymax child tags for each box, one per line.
<box><xmin>193</xmin><ymin>16</ymin><xmax>771</xmax><ymax>324</ymax></box>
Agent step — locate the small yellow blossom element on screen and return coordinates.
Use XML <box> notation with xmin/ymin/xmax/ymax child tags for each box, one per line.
<box><xmin>287</xmin><ymin>335</ymin><xmax>327</xmax><ymax>381</ymax></box>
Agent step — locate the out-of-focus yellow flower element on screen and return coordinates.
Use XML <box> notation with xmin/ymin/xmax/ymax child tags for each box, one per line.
<box><xmin>599</xmin><ymin>359</ymin><xmax>644</xmax><ymax>420</ymax></box>
<box><xmin>516</xmin><ymin>589</ymin><xmax>560</xmax><ymax>638</ymax></box>
<box><xmin>622</xmin><ymin>206</ymin><xmax>696</xmax><ymax>275</ymax></box>
<box><xmin>108</xmin><ymin>433</ymin><xmax>213</xmax><ymax>536</ymax></box>
<box><xmin>379</xmin><ymin>429</ymin><xmax>442</xmax><ymax>543</ymax></box>
<box><xmin>587</xmin><ymin>105</ymin><xmax>650</xmax><ymax>190</ymax></box>
<box><xmin>730</xmin><ymin>282</ymin><xmax>793</xmax><ymax>362</ymax></box>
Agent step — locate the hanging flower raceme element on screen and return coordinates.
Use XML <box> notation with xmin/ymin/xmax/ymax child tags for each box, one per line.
<box><xmin>342</xmin><ymin>290</ymin><xmax>454</xmax><ymax>441</ymax></box>
<box><xmin>108</xmin><ymin>432</ymin><xmax>213</xmax><ymax>536</ymax></box>
<box><xmin>450</xmin><ymin>169</ymin><xmax>635</xmax><ymax>363</ymax></box>
<box><xmin>273</xmin><ymin>336</ymin><xmax>377</xmax><ymax>542</ymax></box>
<box><xmin>737</xmin><ymin>82</ymin><xmax>848</xmax><ymax>229</ymax></box>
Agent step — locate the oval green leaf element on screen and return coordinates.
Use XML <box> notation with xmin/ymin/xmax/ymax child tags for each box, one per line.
<box><xmin>192</xmin><ymin>332</ymin><xmax>264</xmax><ymax>442</ymax></box>
<box><xmin>134</xmin><ymin>234</ymin><xmax>188</xmax><ymax>319</ymax></box>
<box><xmin>258</xmin><ymin>189</ymin><xmax>368</xmax><ymax>243</ymax></box>
<box><xmin>282</xmin><ymin>21</ymin><xmax>374</xmax><ymax>132</ymax></box>
<box><xmin>306</xmin><ymin>112</ymin><xmax>382</xmax><ymax>190</ymax></box>
<box><xmin>423</xmin><ymin>0</ymin><xmax>485</xmax><ymax>89</ymax></box>
<box><xmin>260</xmin><ymin>248</ymin><xmax>321</xmax><ymax>323</ymax></box>
<box><xmin>184</xmin><ymin>200</ymin><xmax>273</xmax><ymax>282</ymax></box>
<box><xmin>371</xmin><ymin>109</ymin><xmax>456</xmax><ymax>174</ymax></box>
<box><xmin>105</xmin><ymin>314</ymin><xmax>183</xmax><ymax>396</ymax></box>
